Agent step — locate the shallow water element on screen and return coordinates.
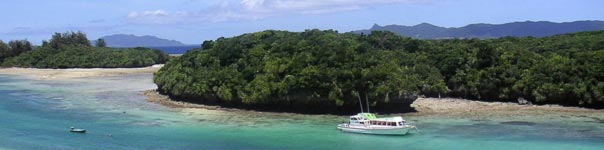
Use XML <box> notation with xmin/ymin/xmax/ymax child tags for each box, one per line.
<box><xmin>0</xmin><ymin>74</ymin><xmax>603</xmax><ymax>150</ymax></box>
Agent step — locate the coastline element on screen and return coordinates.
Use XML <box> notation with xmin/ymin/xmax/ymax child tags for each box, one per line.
<box><xmin>141</xmin><ymin>89</ymin><xmax>604</xmax><ymax>122</ymax></box>
<box><xmin>2</xmin><ymin>67</ymin><xmax>601</xmax><ymax>122</ymax></box>
<box><xmin>407</xmin><ymin>98</ymin><xmax>604</xmax><ymax>122</ymax></box>
<box><xmin>0</xmin><ymin>64</ymin><xmax>163</xmax><ymax>80</ymax></box>
<box><xmin>140</xmin><ymin>90</ymin><xmax>318</xmax><ymax>117</ymax></box>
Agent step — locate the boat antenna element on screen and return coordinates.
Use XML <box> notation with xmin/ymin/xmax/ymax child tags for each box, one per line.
<box><xmin>356</xmin><ymin>91</ymin><xmax>364</xmax><ymax>113</ymax></box>
<box><xmin>365</xmin><ymin>91</ymin><xmax>370</xmax><ymax>113</ymax></box>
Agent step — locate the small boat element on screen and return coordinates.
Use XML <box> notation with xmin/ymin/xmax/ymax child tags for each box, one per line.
<box><xmin>337</xmin><ymin>113</ymin><xmax>417</xmax><ymax>135</ymax></box>
<box><xmin>69</xmin><ymin>127</ymin><xmax>86</xmax><ymax>133</ymax></box>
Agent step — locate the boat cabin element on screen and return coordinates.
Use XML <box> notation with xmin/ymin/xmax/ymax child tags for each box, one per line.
<box><xmin>349</xmin><ymin>113</ymin><xmax>407</xmax><ymax>127</ymax></box>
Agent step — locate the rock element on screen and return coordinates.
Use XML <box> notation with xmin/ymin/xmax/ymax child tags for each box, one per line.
<box><xmin>517</xmin><ymin>97</ymin><xmax>532</xmax><ymax>105</ymax></box>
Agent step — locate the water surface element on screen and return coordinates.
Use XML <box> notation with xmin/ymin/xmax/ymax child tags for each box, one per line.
<box><xmin>1</xmin><ymin>74</ymin><xmax>603</xmax><ymax>149</ymax></box>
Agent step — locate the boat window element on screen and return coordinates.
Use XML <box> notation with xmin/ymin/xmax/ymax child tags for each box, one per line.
<box><xmin>398</xmin><ymin>122</ymin><xmax>403</xmax><ymax>126</ymax></box>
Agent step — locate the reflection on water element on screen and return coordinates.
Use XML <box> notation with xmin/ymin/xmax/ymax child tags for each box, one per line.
<box><xmin>1</xmin><ymin>74</ymin><xmax>603</xmax><ymax>150</ymax></box>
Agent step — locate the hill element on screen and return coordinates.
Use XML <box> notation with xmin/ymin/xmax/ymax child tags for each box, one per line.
<box><xmin>95</xmin><ymin>34</ymin><xmax>187</xmax><ymax>47</ymax></box>
<box><xmin>354</xmin><ymin>21</ymin><xmax>604</xmax><ymax>39</ymax></box>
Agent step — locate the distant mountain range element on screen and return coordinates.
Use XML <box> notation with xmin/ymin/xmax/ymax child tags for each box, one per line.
<box><xmin>354</xmin><ymin>21</ymin><xmax>604</xmax><ymax>39</ymax></box>
<box><xmin>94</xmin><ymin>34</ymin><xmax>187</xmax><ymax>47</ymax></box>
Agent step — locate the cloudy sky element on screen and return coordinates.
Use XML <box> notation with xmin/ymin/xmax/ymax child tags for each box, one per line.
<box><xmin>1</xmin><ymin>0</ymin><xmax>602</xmax><ymax>44</ymax></box>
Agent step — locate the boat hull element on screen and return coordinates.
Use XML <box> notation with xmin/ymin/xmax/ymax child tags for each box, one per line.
<box><xmin>337</xmin><ymin>124</ymin><xmax>412</xmax><ymax>135</ymax></box>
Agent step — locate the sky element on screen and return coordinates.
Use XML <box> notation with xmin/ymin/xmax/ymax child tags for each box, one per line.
<box><xmin>1</xmin><ymin>0</ymin><xmax>603</xmax><ymax>45</ymax></box>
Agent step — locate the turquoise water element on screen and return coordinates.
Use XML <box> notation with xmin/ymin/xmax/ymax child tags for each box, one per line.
<box><xmin>1</xmin><ymin>74</ymin><xmax>603</xmax><ymax>150</ymax></box>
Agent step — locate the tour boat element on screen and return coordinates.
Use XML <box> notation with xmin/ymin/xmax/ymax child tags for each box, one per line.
<box><xmin>337</xmin><ymin>113</ymin><xmax>416</xmax><ymax>135</ymax></box>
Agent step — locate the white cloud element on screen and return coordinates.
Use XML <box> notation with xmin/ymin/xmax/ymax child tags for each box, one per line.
<box><xmin>126</xmin><ymin>0</ymin><xmax>433</xmax><ymax>24</ymax></box>
<box><xmin>128</xmin><ymin>10</ymin><xmax>169</xmax><ymax>18</ymax></box>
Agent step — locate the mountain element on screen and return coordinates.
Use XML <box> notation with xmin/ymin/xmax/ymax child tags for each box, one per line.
<box><xmin>94</xmin><ymin>34</ymin><xmax>187</xmax><ymax>47</ymax></box>
<box><xmin>354</xmin><ymin>21</ymin><xmax>604</xmax><ymax>39</ymax></box>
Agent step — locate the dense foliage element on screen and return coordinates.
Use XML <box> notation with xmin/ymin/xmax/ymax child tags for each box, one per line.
<box><xmin>44</xmin><ymin>31</ymin><xmax>91</xmax><ymax>48</ymax></box>
<box><xmin>0</xmin><ymin>40</ymin><xmax>33</xmax><ymax>62</ymax></box>
<box><xmin>154</xmin><ymin>30</ymin><xmax>604</xmax><ymax>114</ymax></box>
<box><xmin>1</xmin><ymin>32</ymin><xmax>168</xmax><ymax>68</ymax></box>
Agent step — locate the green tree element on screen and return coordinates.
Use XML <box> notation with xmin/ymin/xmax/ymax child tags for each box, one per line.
<box><xmin>153</xmin><ymin>30</ymin><xmax>604</xmax><ymax>114</ymax></box>
<box><xmin>3</xmin><ymin>32</ymin><xmax>167</xmax><ymax>68</ymax></box>
<box><xmin>0</xmin><ymin>40</ymin><xmax>10</xmax><ymax>62</ymax></box>
<box><xmin>96</xmin><ymin>38</ymin><xmax>107</xmax><ymax>47</ymax></box>
<box><xmin>8</xmin><ymin>40</ymin><xmax>33</xmax><ymax>54</ymax></box>
<box><xmin>48</xmin><ymin>31</ymin><xmax>91</xmax><ymax>49</ymax></box>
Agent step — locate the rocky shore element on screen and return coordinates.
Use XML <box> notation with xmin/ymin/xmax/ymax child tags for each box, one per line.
<box><xmin>410</xmin><ymin>97</ymin><xmax>598</xmax><ymax>114</ymax></box>
<box><xmin>408</xmin><ymin>98</ymin><xmax>604</xmax><ymax>122</ymax></box>
<box><xmin>142</xmin><ymin>89</ymin><xmax>604</xmax><ymax>122</ymax></box>
<box><xmin>140</xmin><ymin>90</ymin><xmax>223</xmax><ymax>110</ymax></box>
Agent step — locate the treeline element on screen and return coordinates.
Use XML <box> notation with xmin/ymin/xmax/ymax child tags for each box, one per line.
<box><xmin>0</xmin><ymin>40</ymin><xmax>33</xmax><ymax>62</ymax></box>
<box><xmin>1</xmin><ymin>31</ymin><xmax>168</xmax><ymax>68</ymax></box>
<box><xmin>154</xmin><ymin>30</ymin><xmax>604</xmax><ymax>114</ymax></box>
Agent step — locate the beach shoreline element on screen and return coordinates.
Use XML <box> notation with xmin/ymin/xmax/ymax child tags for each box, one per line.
<box><xmin>139</xmin><ymin>90</ymin><xmax>320</xmax><ymax>117</ymax></box>
<box><xmin>406</xmin><ymin>98</ymin><xmax>604</xmax><ymax>122</ymax></box>
<box><xmin>0</xmin><ymin>64</ymin><xmax>163</xmax><ymax>80</ymax></box>
<box><xmin>141</xmin><ymin>89</ymin><xmax>604</xmax><ymax>122</ymax></box>
<box><xmin>2</xmin><ymin>67</ymin><xmax>601</xmax><ymax>122</ymax></box>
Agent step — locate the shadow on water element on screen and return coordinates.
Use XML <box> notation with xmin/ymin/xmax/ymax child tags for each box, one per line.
<box><xmin>500</xmin><ymin>121</ymin><xmax>538</xmax><ymax>126</ymax></box>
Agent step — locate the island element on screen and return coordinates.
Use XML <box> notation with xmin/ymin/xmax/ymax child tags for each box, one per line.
<box><xmin>1</xmin><ymin>31</ymin><xmax>168</xmax><ymax>69</ymax></box>
<box><xmin>153</xmin><ymin>29</ymin><xmax>604</xmax><ymax>114</ymax></box>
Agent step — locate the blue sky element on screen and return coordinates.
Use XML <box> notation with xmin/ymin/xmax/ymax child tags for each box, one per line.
<box><xmin>1</xmin><ymin>0</ymin><xmax>602</xmax><ymax>44</ymax></box>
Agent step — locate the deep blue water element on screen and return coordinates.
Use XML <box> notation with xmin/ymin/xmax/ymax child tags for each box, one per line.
<box><xmin>112</xmin><ymin>45</ymin><xmax>199</xmax><ymax>54</ymax></box>
<box><xmin>147</xmin><ymin>45</ymin><xmax>201</xmax><ymax>54</ymax></box>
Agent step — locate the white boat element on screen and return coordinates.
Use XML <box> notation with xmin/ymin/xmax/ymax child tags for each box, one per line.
<box><xmin>69</xmin><ymin>127</ymin><xmax>86</xmax><ymax>133</ymax></box>
<box><xmin>337</xmin><ymin>113</ymin><xmax>416</xmax><ymax>135</ymax></box>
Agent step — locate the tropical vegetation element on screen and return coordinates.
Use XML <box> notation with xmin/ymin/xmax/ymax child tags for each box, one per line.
<box><xmin>151</xmin><ymin>29</ymin><xmax>604</xmax><ymax>114</ymax></box>
<box><xmin>1</xmin><ymin>31</ymin><xmax>168</xmax><ymax>68</ymax></box>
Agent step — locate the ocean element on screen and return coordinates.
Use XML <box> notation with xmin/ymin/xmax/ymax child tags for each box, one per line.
<box><xmin>147</xmin><ymin>45</ymin><xmax>200</xmax><ymax>54</ymax></box>
<box><xmin>0</xmin><ymin>74</ymin><xmax>603</xmax><ymax>149</ymax></box>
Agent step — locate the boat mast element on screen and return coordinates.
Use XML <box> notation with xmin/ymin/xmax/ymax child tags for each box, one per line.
<box><xmin>365</xmin><ymin>92</ymin><xmax>370</xmax><ymax>113</ymax></box>
<box><xmin>356</xmin><ymin>91</ymin><xmax>364</xmax><ymax>113</ymax></box>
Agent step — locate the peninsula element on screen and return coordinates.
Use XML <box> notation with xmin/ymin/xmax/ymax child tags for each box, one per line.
<box><xmin>154</xmin><ymin>29</ymin><xmax>604</xmax><ymax>114</ymax></box>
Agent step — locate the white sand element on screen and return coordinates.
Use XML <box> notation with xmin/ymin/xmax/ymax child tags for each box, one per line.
<box><xmin>407</xmin><ymin>98</ymin><xmax>604</xmax><ymax>122</ymax></box>
<box><xmin>0</xmin><ymin>64</ymin><xmax>163</xmax><ymax>80</ymax></box>
<box><xmin>411</xmin><ymin>97</ymin><xmax>599</xmax><ymax>113</ymax></box>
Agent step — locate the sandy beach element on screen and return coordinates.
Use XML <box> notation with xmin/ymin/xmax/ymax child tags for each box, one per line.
<box><xmin>0</xmin><ymin>64</ymin><xmax>163</xmax><ymax>80</ymax></box>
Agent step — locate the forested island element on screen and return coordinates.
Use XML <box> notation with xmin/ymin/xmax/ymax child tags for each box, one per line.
<box><xmin>0</xmin><ymin>31</ymin><xmax>168</xmax><ymax>68</ymax></box>
<box><xmin>154</xmin><ymin>30</ymin><xmax>604</xmax><ymax>114</ymax></box>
